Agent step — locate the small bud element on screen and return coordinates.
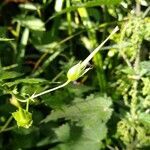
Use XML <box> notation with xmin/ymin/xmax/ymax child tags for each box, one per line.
<box><xmin>12</xmin><ymin>107</ymin><xmax>33</xmax><ymax>128</ymax></box>
<box><xmin>10</xmin><ymin>95</ymin><xmax>21</xmax><ymax>108</ymax></box>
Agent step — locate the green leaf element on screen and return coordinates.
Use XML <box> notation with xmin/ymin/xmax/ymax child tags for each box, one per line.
<box><xmin>139</xmin><ymin>61</ymin><xmax>150</xmax><ymax>76</ymax></box>
<box><xmin>13</xmin><ymin>16</ymin><xmax>45</xmax><ymax>31</ymax></box>
<box><xmin>68</xmin><ymin>84</ymin><xmax>94</xmax><ymax>97</ymax></box>
<box><xmin>42</xmin><ymin>90</ymin><xmax>72</xmax><ymax>109</ymax></box>
<box><xmin>53</xmin><ymin>123</ymin><xmax>107</xmax><ymax>150</ymax></box>
<box><xmin>54</xmin><ymin>123</ymin><xmax>70</xmax><ymax>142</ymax></box>
<box><xmin>19</xmin><ymin>3</ymin><xmax>40</xmax><ymax>11</ymax></box>
<box><xmin>0</xmin><ymin>71</ymin><xmax>22</xmax><ymax>80</ymax></box>
<box><xmin>0</xmin><ymin>27</ymin><xmax>13</xmax><ymax>41</ymax></box>
<box><xmin>4</xmin><ymin>78</ymin><xmax>47</xmax><ymax>87</ymax></box>
<box><xmin>142</xmin><ymin>78</ymin><xmax>150</xmax><ymax>95</ymax></box>
<box><xmin>10</xmin><ymin>127</ymin><xmax>40</xmax><ymax>149</ymax></box>
<box><xmin>44</xmin><ymin>94</ymin><xmax>113</xmax><ymax>149</ymax></box>
<box><xmin>139</xmin><ymin>113</ymin><xmax>150</xmax><ymax>127</ymax></box>
<box><xmin>144</xmin><ymin>17</ymin><xmax>150</xmax><ymax>41</ymax></box>
<box><xmin>0</xmin><ymin>38</ymin><xmax>14</xmax><ymax>41</ymax></box>
<box><xmin>31</xmin><ymin>30</ymin><xmax>58</xmax><ymax>50</ymax></box>
<box><xmin>48</xmin><ymin>0</ymin><xmax>121</xmax><ymax>20</ymax></box>
<box><xmin>43</xmin><ymin>85</ymin><xmax>93</xmax><ymax>109</ymax></box>
<box><xmin>42</xmin><ymin>94</ymin><xmax>113</xmax><ymax>125</ymax></box>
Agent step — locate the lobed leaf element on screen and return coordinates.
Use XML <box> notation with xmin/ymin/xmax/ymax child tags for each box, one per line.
<box><xmin>42</xmin><ymin>94</ymin><xmax>113</xmax><ymax>125</ymax></box>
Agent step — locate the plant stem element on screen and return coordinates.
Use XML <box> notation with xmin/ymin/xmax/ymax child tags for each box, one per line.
<box><xmin>66</xmin><ymin>0</ymin><xmax>72</xmax><ymax>35</ymax></box>
<box><xmin>143</xmin><ymin>6</ymin><xmax>150</xmax><ymax>17</ymax></box>
<box><xmin>32</xmin><ymin>80</ymin><xmax>70</xmax><ymax>98</ymax></box>
<box><xmin>0</xmin><ymin>126</ymin><xmax>17</xmax><ymax>133</ymax></box>
<box><xmin>136</xmin><ymin>0</ymin><xmax>141</xmax><ymax>16</ymax></box>
<box><xmin>130</xmin><ymin>0</ymin><xmax>141</xmax><ymax>118</ymax></box>
<box><xmin>16</xmin><ymin>27</ymin><xmax>29</xmax><ymax>70</ymax></box>
<box><xmin>26</xmin><ymin>99</ymin><xmax>30</xmax><ymax>111</ymax></box>
<box><xmin>0</xmin><ymin>116</ymin><xmax>13</xmax><ymax>133</ymax></box>
<box><xmin>119</xmin><ymin>21</ymin><xmax>132</xmax><ymax>68</ymax></box>
<box><xmin>131</xmin><ymin>45</ymin><xmax>140</xmax><ymax>117</ymax></box>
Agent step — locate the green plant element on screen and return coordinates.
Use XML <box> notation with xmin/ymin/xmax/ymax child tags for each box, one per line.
<box><xmin>107</xmin><ymin>6</ymin><xmax>150</xmax><ymax>149</ymax></box>
<box><xmin>0</xmin><ymin>0</ymin><xmax>149</xmax><ymax>150</ymax></box>
<box><xmin>9</xmin><ymin>26</ymin><xmax>118</xmax><ymax>130</ymax></box>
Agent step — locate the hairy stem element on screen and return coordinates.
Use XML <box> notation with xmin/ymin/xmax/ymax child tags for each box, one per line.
<box><xmin>32</xmin><ymin>80</ymin><xmax>70</xmax><ymax>98</ymax></box>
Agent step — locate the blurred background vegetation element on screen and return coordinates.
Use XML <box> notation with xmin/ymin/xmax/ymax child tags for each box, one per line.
<box><xmin>0</xmin><ymin>0</ymin><xmax>150</xmax><ymax>150</ymax></box>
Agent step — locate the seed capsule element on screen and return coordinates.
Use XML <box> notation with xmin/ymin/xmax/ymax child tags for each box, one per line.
<box><xmin>67</xmin><ymin>62</ymin><xmax>84</xmax><ymax>81</ymax></box>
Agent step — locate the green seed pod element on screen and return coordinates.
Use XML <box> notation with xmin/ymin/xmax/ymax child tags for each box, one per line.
<box><xmin>67</xmin><ymin>62</ymin><xmax>84</xmax><ymax>81</ymax></box>
<box><xmin>12</xmin><ymin>107</ymin><xmax>33</xmax><ymax>128</ymax></box>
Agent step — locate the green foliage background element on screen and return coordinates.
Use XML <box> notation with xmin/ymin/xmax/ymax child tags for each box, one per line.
<box><xmin>0</xmin><ymin>0</ymin><xmax>150</xmax><ymax>150</ymax></box>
